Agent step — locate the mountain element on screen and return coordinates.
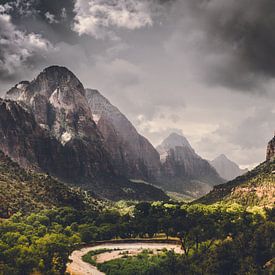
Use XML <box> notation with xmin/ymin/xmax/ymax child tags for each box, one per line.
<box><xmin>3</xmin><ymin>66</ymin><xmax>168</xmax><ymax>201</ymax></box>
<box><xmin>5</xmin><ymin>66</ymin><xmax>114</xmax><ymax>180</ymax></box>
<box><xmin>198</xmin><ymin>136</ymin><xmax>275</xmax><ymax>207</ymax></box>
<box><xmin>210</xmin><ymin>154</ymin><xmax>248</xmax><ymax>181</ymax></box>
<box><xmin>156</xmin><ymin>133</ymin><xmax>224</xmax><ymax>198</ymax></box>
<box><xmin>85</xmin><ymin>89</ymin><xmax>161</xmax><ymax>181</ymax></box>
<box><xmin>157</xmin><ymin>132</ymin><xmax>193</xmax><ymax>161</ymax></box>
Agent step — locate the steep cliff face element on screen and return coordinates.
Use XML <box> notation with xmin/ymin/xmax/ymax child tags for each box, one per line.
<box><xmin>6</xmin><ymin>66</ymin><xmax>99</xmax><ymax>144</ymax></box>
<box><xmin>5</xmin><ymin>66</ymin><xmax>115</xmax><ymax>183</ymax></box>
<box><xmin>156</xmin><ymin>133</ymin><xmax>224</xmax><ymax>198</ymax></box>
<box><xmin>210</xmin><ymin>154</ymin><xmax>248</xmax><ymax>181</ymax></box>
<box><xmin>0</xmin><ymin>98</ymin><xmax>111</xmax><ymax>186</ymax></box>
<box><xmin>85</xmin><ymin>89</ymin><xmax>161</xmax><ymax>181</ymax></box>
<box><xmin>266</xmin><ymin>134</ymin><xmax>275</xmax><ymax>161</ymax></box>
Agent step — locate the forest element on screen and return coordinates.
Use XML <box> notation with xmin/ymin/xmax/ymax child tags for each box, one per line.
<box><xmin>0</xmin><ymin>201</ymin><xmax>274</xmax><ymax>274</ymax></box>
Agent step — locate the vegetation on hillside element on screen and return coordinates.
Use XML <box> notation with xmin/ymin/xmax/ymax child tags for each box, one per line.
<box><xmin>0</xmin><ymin>151</ymin><xmax>106</xmax><ymax>218</ymax></box>
<box><xmin>0</xmin><ymin>148</ymin><xmax>274</xmax><ymax>274</ymax></box>
<box><xmin>198</xmin><ymin>160</ymin><xmax>275</xmax><ymax>207</ymax></box>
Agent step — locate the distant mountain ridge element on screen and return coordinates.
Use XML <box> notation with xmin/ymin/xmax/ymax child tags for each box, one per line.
<box><xmin>156</xmin><ymin>133</ymin><xmax>224</xmax><ymax>198</ymax></box>
<box><xmin>210</xmin><ymin>154</ymin><xmax>248</xmax><ymax>181</ymax></box>
<box><xmin>85</xmin><ymin>91</ymin><xmax>224</xmax><ymax>198</ymax></box>
<box><xmin>3</xmin><ymin>66</ymin><xmax>168</xmax><ymax>201</ymax></box>
<box><xmin>3</xmin><ymin>65</ymin><xmax>235</xmax><ymax>201</ymax></box>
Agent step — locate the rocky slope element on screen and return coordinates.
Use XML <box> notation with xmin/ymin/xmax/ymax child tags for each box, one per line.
<box><xmin>197</xmin><ymin>160</ymin><xmax>275</xmax><ymax>207</ymax></box>
<box><xmin>198</xmin><ymin>136</ymin><xmax>275</xmax><ymax>207</ymax></box>
<box><xmin>85</xmin><ymin>89</ymin><xmax>161</xmax><ymax>181</ymax></box>
<box><xmin>156</xmin><ymin>133</ymin><xmax>224</xmax><ymax>198</ymax></box>
<box><xmin>210</xmin><ymin>154</ymin><xmax>248</xmax><ymax>181</ymax></box>
<box><xmin>3</xmin><ymin>66</ymin><xmax>168</xmax><ymax>201</ymax></box>
<box><xmin>266</xmin><ymin>134</ymin><xmax>275</xmax><ymax>161</ymax></box>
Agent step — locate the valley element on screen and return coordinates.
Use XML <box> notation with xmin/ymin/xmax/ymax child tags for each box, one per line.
<box><xmin>0</xmin><ymin>0</ymin><xmax>275</xmax><ymax>273</ymax></box>
<box><xmin>0</xmin><ymin>66</ymin><xmax>274</xmax><ymax>275</ymax></box>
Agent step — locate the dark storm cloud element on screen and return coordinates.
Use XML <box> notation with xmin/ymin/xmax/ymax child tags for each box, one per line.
<box><xmin>0</xmin><ymin>0</ymin><xmax>77</xmax><ymax>82</ymax></box>
<box><xmin>0</xmin><ymin>0</ymin><xmax>274</xmax><ymax>167</ymax></box>
<box><xmin>2</xmin><ymin>0</ymin><xmax>275</xmax><ymax>90</ymax></box>
<box><xmin>167</xmin><ymin>0</ymin><xmax>275</xmax><ymax>90</ymax></box>
<box><xmin>205</xmin><ymin>0</ymin><xmax>275</xmax><ymax>77</ymax></box>
<box><xmin>0</xmin><ymin>5</ymin><xmax>54</xmax><ymax>82</ymax></box>
<box><xmin>1</xmin><ymin>0</ymin><xmax>77</xmax><ymax>43</ymax></box>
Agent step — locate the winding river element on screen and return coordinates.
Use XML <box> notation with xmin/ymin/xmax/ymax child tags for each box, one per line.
<box><xmin>66</xmin><ymin>241</ymin><xmax>183</xmax><ymax>275</ymax></box>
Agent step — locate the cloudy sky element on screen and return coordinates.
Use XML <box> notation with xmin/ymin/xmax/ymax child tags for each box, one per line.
<box><xmin>0</xmin><ymin>0</ymin><xmax>274</xmax><ymax>168</ymax></box>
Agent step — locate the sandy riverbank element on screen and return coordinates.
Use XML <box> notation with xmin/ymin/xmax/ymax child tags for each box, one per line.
<box><xmin>66</xmin><ymin>241</ymin><xmax>183</xmax><ymax>275</ymax></box>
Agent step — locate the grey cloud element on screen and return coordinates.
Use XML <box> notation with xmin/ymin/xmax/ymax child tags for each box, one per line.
<box><xmin>216</xmin><ymin>107</ymin><xmax>275</xmax><ymax>150</ymax></box>
<box><xmin>73</xmin><ymin>0</ymin><xmax>154</xmax><ymax>39</ymax></box>
<box><xmin>0</xmin><ymin>7</ymin><xmax>54</xmax><ymax>81</ymax></box>
<box><xmin>196</xmin><ymin>104</ymin><xmax>275</xmax><ymax>166</ymax></box>
<box><xmin>45</xmin><ymin>11</ymin><xmax>58</xmax><ymax>24</ymax></box>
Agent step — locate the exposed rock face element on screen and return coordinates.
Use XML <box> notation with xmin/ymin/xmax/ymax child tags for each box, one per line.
<box><xmin>5</xmin><ymin>66</ymin><xmax>114</xmax><ymax>182</ymax></box>
<box><xmin>6</xmin><ymin>66</ymin><xmax>98</xmax><ymax>144</ymax></box>
<box><xmin>156</xmin><ymin>133</ymin><xmax>224</xmax><ymax>198</ymax></box>
<box><xmin>3</xmin><ymin>66</ymin><xmax>168</xmax><ymax>201</ymax></box>
<box><xmin>0</xmin><ymin>98</ymin><xmax>112</xmax><ymax>187</ymax></box>
<box><xmin>210</xmin><ymin>154</ymin><xmax>248</xmax><ymax>181</ymax></box>
<box><xmin>157</xmin><ymin>133</ymin><xmax>193</xmax><ymax>163</ymax></box>
<box><xmin>85</xmin><ymin>89</ymin><xmax>161</xmax><ymax>181</ymax></box>
<box><xmin>266</xmin><ymin>134</ymin><xmax>275</xmax><ymax>161</ymax></box>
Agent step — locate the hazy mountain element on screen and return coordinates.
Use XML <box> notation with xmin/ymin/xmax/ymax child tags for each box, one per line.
<box><xmin>156</xmin><ymin>133</ymin><xmax>224</xmax><ymax>198</ymax></box>
<box><xmin>210</xmin><ymin>154</ymin><xmax>248</xmax><ymax>181</ymax></box>
<box><xmin>85</xmin><ymin>89</ymin><xmax>161</xmax><ymax>181</ymax></box>
<box><xmin>198</xmin><ymin>136</ymin><xmax>275</xmax><ymax>207</ymax></box>
<box><xmin>157</xmin><ymin>132</ymin><xmax>193</xmax><ymax>162</ymax></box>
<box><xmin>3</xmin><ymin>66</ymin><xmax>168</xmax><ymax>201</ymax></box>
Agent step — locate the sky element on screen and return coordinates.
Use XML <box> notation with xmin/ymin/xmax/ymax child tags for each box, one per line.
<box><xmin>0</xmin><ymin>0</ymin><xmax>274</xmax><ymax>169</ymax></box>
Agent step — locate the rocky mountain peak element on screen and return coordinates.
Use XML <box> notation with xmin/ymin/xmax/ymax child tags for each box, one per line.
<box><xmin>215</xmin><ymin>154</ymin><xmax>228</xmax><ymax>161</ymax></box>
<box><xmin>157</xmin><ymin>133</ymin><xmax>194</xmax><ymax>161</ymax></box>
<box><xmin>266</xmin><ymin>134</ymin><xmax>275</xmax><ymax>161</ymax></box>
<box><xmin>160</xmin><ymin>133</ymin><xmax>192</xmax><ymax>150</ymax></box>
<box><xmin>6</xmin><ymin>66</ymin><xmax>85</xmax><ymax>102</ymax></box>
<box><xmin>156</xmin><ymin>132</ymin><xmax>223</xmax><ymax>197</ymax></box>
<box><xmin>33</xmin><ymin>65</ymin><xmax>85</xmax><ymax>96</ymax></box>
<box><xmin>5</xmin><ymin>66</ymin><xmax>95</xmax><ymax>145</ymax></box>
